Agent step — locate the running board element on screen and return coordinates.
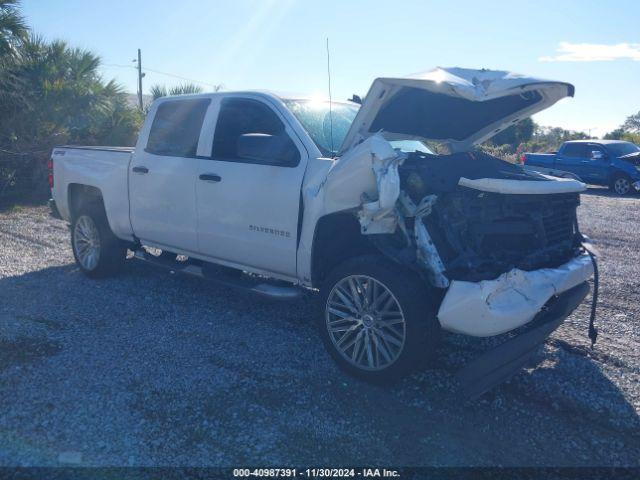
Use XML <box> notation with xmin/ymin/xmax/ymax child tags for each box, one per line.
<box><xmin>132</xmin><ymin>250</ymin><xmax>301</xmax><ymax>301</ymax></box>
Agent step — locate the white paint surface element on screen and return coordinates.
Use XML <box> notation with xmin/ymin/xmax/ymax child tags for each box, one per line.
<box><xmin>437</xmin><ymin>253</ymin><xmax>594</xmax><ymax>337</ymax></box>
<box><xmin>459</xmin><ymin>176</ymin><xmax>586</xmax><ymax>195</ymax></box>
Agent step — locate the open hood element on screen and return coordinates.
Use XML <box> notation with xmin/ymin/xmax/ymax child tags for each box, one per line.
<box><xmin>620</xmin><ymin>151</ymin><xmax>640</xmax><ymax>166</ymax></box>
<box><xmin>339</xmin><ymin>67</ymin><xmax>574</xmax><ymax>154</ymax></box>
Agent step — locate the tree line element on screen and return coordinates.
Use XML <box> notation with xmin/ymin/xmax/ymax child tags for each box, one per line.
<box><xmin>0</xmin><ymin>1</ymin><xmax>203</xmax><ymax>202</ymax></box>
<box><xmin>480</xmin><ymin>113</ymin><xmax>640</xmax><ymax>162</ymax></box>
<box><xmin>1</xmin><ymin>0</ymin><xmax>639</xmax><ymax>201</ymax></box>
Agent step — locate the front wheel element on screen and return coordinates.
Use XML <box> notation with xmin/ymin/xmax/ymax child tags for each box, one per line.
<box><xmin>611</xmin><ymin>174</ymin><xmax>633</xmax><ymax>195</ymax></box>
<box><xmin>319</xmin><ymin>254</ymin><xmax>440</xmax><ymax>382</ymax></box>
<box><xmin>71</xmin><ymin>206</ymin><xmax>126</xmax><ymax>278</ymax></box>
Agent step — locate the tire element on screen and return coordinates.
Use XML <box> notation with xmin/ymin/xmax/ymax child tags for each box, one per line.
<box><xmin>610</xmin><ymin>173</ymin><xmax>632</xmax><ymax>196</ymax></box>
<box><xmin>71</xmin><ymin>204</ymin><xmax>127</xmax><ymax>278</ymax></box>
<box><xmin>318</xmin><ymin>254</ymin><xmax>440</xmax><ymax>383</ymax></box>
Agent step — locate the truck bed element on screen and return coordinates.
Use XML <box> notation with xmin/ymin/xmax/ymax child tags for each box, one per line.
<box><xmin>524</xmin><ymin>152</ymin><xmax>556</xmax><ymax>167</ymax></box>
<box><xmin>55</xmin><ymin>145</ymin><xmax>135</xmax><ymax>153</ymax></box>
<box><xmin>523</xmin><ymin>152</ymin><xmax>583</xmax><ymax>180</ymax></box>
<box><xmin>51</xmin><ymin>145</ymin><xmax>134</xmax><ymax>240</ymax></box>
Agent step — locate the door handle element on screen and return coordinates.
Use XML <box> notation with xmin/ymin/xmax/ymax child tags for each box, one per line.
<box><xmin>199</xmin><ymin>173</ymin><xmax>221</xmax><ymax>183</ymax></box>
<box><xmin>132</xmin><ymin>166</ymin><xmax>149</xmax><ymax>174</ymax></box>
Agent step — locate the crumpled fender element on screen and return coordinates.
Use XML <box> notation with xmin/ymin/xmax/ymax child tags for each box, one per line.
<box><xmin>306</xmin><ymin>135</ymin><xmax>449</xmax><ymax>284</ymax></box>
<box><xmin>321</xmin><ymin>135</ymin><xmax>402</xmax><ymax>217</ymax></box>
<box><xmin>296</xmin><ymin>135</ymin><xmax>404</xmax><ymax>285</ymax></box>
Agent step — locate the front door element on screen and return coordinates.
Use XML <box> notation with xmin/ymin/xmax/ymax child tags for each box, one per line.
<box><xmin>579</xmin><ymin>143</ymin><xmax>610</xmax><ymax>184</ymax></box>
<box><xmin>195</xmin><ymin>97</ymin><xmax>307</xmax><ymax>278</ymax></box>
<box><xmin>130</xmin><ymin>97</ymin><xmax>210</xmax><ymax>252</ymax></box>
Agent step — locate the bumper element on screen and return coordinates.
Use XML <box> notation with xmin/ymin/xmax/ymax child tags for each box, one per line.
<box><xmin>456</xmin><ymin>281</ymin><xmax>590</xmax><ymax>399</ymax></box>
<box><xmin>437</xmin><ymin>253</ymin><xmax>594</xmax><ymax>337</ymax></box>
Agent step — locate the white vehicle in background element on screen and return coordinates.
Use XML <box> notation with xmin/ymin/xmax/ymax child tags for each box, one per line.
<box><xmin>50</xmin><ymin>68</ymin><xmax>597</xmax><ymax>397</ymax></box>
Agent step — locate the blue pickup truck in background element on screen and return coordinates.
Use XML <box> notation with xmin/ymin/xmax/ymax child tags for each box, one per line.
<box><xmin>523</xmin><ymin>140</ymin><xmax>640</xmax><ymax>195</ymax></box>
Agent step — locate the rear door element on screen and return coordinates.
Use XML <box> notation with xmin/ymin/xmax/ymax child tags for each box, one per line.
<box><xmin>555</xmin><ymin>143</ymin><xmax>588</xmax><ymax>179</ymax></box>
<box><xmin>195</xmin><ymin>96</ymin><xmax>307</xmax><ymax>278</ymax></box>
<box><xmin>129</xmin><ymin>97</ymin><xmax>210</xmax><ymax>252</ymax></box>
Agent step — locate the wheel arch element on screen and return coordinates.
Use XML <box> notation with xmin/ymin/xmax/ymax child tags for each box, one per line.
<box><xmin>610</xmin><ymin>170</ymin><xmax>633</xmax><ymax>195</ymax></box>
<box><xmin>310</xmin><ymin>211</ymin><xmax>378</xmax><ymax>288</ymax></box>
<box><xmin>67</xmin><ymin>184</ymin><xmax>105</xmax><ymax>221</ymax></box>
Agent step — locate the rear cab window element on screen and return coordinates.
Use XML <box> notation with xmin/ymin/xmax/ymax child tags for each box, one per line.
<box><xmin>562</xmin><ymin>143</ymin><xmax>587</xmax><ymax>157</ymax></box>
<box><xmin>146</xmin><ymin>98</ymin><xmax>211</xmax><ymax>157</ymax></box>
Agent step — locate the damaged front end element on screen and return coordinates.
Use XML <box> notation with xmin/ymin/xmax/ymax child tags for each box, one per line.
<box><xmin>311</xmin><ymin>67</ymin><xmax>597</xmax><ymax>396</ymax></box>
<box><xmin>352</xmin><ymin>146</ymin><xmax>594</xmax><ymax>335</ymax></box>
<box><xmin>327</xmin><ymin>139</ymin><xmax>596</xmax><ymax>397</ymax></box>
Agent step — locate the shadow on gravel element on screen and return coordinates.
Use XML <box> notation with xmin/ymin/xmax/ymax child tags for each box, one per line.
<box><xmin>436</xmin><ymin>329</ymin><xmax>640</xmax><ymax>431</ymax></box>
<box><xmin>1</xmin><ymin>263</ymin><xmax>639</xmax><ymax>466</ymax></box>
<box><xmin>0</xmin><ymin>198</ymin><xmax>48</xmax><ymax>214</ymax></box>
<box><xmin>0</xmin><ymin>336</ymin><xmax>62</xmax><ymax>373</ymax></box>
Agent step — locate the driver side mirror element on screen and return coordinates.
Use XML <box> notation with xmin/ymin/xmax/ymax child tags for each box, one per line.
<box><xmin>591</xmin><ymin>150</ymin><xmax>606</xmax><ymax>160</ymax></box>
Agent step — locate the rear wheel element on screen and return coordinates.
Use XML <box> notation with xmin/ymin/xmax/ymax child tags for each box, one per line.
<box><xmin>319</xmin><ymin>254</ymin><xmax>440</xmax><ymax>382</ymax></box>
<box><xmin>71</xmin><ymin>206</ymin><xmax>126</xmax><ymax>278</ymax></box>
<box><xmin>611</xmin><ymin>174</ymin><xmax>632</xmax><ymax>195</ymax></box>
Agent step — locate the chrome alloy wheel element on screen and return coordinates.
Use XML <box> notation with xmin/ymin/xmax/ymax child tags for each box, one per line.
<box><xmin>325</xmin><ymin>275</ymin><xmax>406</xmax><ymax>371</ymax></box>
<box><xmin>614</xmin><ymin>177</ymin><xmax>631</xmax><ymax>195</ymax></box>
<box><xmin>73</xmin><ymin>215</ymin><xmax>101</xmax><ymax>271</ymax></box>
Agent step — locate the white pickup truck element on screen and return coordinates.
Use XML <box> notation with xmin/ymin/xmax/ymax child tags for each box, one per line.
<box><xmin>50</xmin><ymin>67</ymin><xmax>597</xmax><ymax>396</ymax></box>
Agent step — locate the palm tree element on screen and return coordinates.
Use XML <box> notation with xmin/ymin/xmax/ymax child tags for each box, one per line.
<box><xmin>0</xmin><ymin>7</ymin><xmax>143</xmax><ymax>200</ymax></box>
<box><xmin>150</xmin><ymin>82</ymin><xmax>204</xmax><ymax>100</ymax></box>
<box><xmin>2</xmin><ymin>36</ymin><xmax>141</xmax><ymax>161</ymax></box>
<box><xmin>0</xmin><ymin>0</ymin><xmax>28</xmax><ymax>57</ymax></box>
<box><xmin>149</xmin><ymin>84</ymin><xmax>168</xmax><ymax>100</ymax></box>
<box><xmin>0</xmin><ymin>0</ymin><xmax>27</xmax><ymax>110</ymax></box>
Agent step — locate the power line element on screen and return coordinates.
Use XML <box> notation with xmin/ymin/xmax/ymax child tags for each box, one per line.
<box><xmin>102</xmin><ymin>63</ymin><xmax>135</xmax><ymax>69</ymax></box>
<box><xmin>102</xmin><ymin>62</ymin><xmax>221</xmax><ymax>90</ymax></box>
<box><xmin>141</xmin><ymin>66</ymin><xmax>221</xmax><ymax>89</ymax></box>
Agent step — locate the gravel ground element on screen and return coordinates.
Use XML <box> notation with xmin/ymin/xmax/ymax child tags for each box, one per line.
<box><xmin>0</xmin><ymin>188</ymin><xmax>638</xmax><ymax>467</ymax></box>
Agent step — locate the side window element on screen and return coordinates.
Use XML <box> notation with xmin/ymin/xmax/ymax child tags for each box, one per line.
<box><xmin>586</xmin><ymin>144</ymin><xmax>606</xmax><ymax>160</ymax></box>
<box><xmin>212</xmin><ymin>98</ymin><xmax>300</xmax><ymax>167</ymax></box>
<box><xmin>562</xmin><ymin>143</ymin><xmax>587</xmax><ymax>157</ymax></box>
<box><xmin>146</xmin><ymin>98</ymin><xmax>211</xmax><ymax>157</ymax></box>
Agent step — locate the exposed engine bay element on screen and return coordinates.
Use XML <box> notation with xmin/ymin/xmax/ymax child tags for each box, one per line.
<box><xmin>360</xmin><ymin>147</ymin><xmax>587</xmax><ymax>287</ymax></box>
<box><xmin>397</xmin><ymin>151</ymin><xmax>584</xmax><ymax>282</ymax></box>
<box><xmin>334</xmin><ymin>142</ymin><xmax>595</xmax><ymax>338</ymax></box>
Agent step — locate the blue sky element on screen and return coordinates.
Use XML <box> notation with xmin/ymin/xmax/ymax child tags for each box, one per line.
<box><xmin>23</xmin><ymin>0</ymin><xmax>640</xmax><ymax>137</ymax></box>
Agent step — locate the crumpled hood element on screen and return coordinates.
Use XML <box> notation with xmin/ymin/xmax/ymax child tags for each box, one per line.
<box><xmin>339</xmin><ymin>67</ymin><xmax>574</xmax><ymax>154</ymax></box>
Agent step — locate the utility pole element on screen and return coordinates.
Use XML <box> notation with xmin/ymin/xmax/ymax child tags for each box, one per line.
<box><xmin>136</xmin><ymin>48</ymin><xmax>143</xmax><ymax>110</ymax></box>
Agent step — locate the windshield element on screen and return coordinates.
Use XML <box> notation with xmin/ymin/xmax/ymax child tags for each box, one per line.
<box><xmin>607</xmin><ymin>142</ymin><xmax>640</xmax><ymax>157</ymax></box>
<box><xmin>285</xmin><ymin>99</ymin><xmax>435</xmax><ymax>157</ymax></box>
<box><xmin>285</xmin><ymin>100</ymin><xmax>358</xmax><ymax>156</ymax></box>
